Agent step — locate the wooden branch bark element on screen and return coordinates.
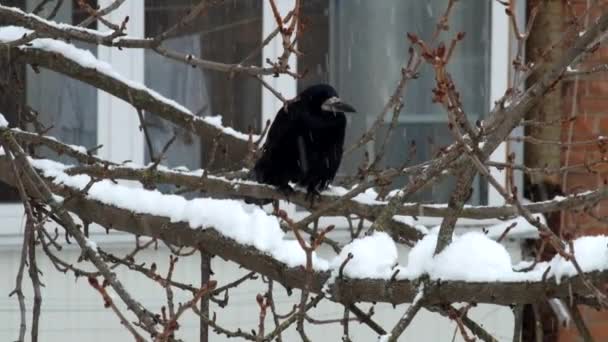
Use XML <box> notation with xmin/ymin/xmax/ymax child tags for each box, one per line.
<box><xmin>435</xmin><ymin>169</ymin><xmax>476</xmax><ymax>254</ymax></box>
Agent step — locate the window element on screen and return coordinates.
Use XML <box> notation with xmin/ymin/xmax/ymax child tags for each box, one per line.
<box><xmin>143</xmin><ymin>0</ymin><xmax>263</xmax><ymax>170</ymax></box>
<box><xmin>0</xmin><ymin>0</ymin><xmax>98</xmax><ymax>205</ymax></box>
<box><xmin>29</xmin><ymin>5</ymin><xmax>99</xmax><ymax>164</ymax></box>
<box><xmin>298</xmin><ymin>0</ymin><xmax>494</xmax><ymax>205</ymax></box>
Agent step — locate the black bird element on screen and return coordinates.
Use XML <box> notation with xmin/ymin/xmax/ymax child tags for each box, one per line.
<box><xmin>249</xmin><ymin>84</ymin><xmax>356</xmax><ymax>204</ymax></box>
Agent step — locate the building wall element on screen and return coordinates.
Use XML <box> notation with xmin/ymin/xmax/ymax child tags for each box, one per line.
<box><xmin>556</xmin><ymin>0</ymin><xmax>608</xmax><ymax>340</ymax></box>
<box><xmin>0</xmin><ymin>233</ymin><xmax>520</xmax><ymax>341</ymax></box>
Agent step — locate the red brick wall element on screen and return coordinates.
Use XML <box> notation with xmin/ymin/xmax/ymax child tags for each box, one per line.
<box><xmin>557</xmin><ymin>1</ymin><xmax>608</xmax><ymax>340</ymax></box>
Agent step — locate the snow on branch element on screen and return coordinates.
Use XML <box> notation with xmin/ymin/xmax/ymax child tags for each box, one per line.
<box><xmin>5</xmin><ymin>127</ymin><xmax>605</xmax><ymax>241</ymax></box>
<box><xmin>0</xmin><ymin>150</ymin><xmax>606</xmax><ymax>308</ymax></box>
<box><xmin>0</xmin><ymin>25</ymin><xmax>255</xmax><ymax>168</ymax></box>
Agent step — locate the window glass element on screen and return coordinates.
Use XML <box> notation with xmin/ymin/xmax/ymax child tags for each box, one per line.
<box><xmin>299</xmin><ymin>0</ymin><xmax>491</xmax><ymax>204</ymax></box>
<box><xmin>27</xmin><ymin>1</ymin><xmax>98</xmax><ymax>161</ymax></box>
<box><xmin>144</xmin><ymin>0</ymin><xmax>262</xmax><ymax>171</ymax></box>
<box><xmin>0</xmin><ymin>1</ymin><xmax>98</xmax><ymax>202</ymax></box>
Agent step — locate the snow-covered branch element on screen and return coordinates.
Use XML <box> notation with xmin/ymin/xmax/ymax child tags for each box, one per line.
<box><xmin>0</xmin><ymin>148</ymin><xmax>606</xmax><ymax>308</ymax></box>
<box><xmin>0</xmin><ymin>26</ymin><xmax>255</xmax><ymax>170</ymax></box>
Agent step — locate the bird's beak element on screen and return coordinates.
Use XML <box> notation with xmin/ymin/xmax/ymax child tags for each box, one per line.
<box><xmin>321</xmin><ymin>96</ymin><xmax>357</xmax><ymax>113</ymax></box>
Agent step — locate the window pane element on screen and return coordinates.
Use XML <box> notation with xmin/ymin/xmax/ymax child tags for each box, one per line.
<box><xmin>144</xmin><ymin>1</ymin><xmax>262</xmax><ymax>171</ymax></box>
<box><xmin>0</xmin><ymin>1</ymin><xmax>98</xmax><ymax>202</ymax></box>
<box><xmin>27</xmin><ymin>1</ymin><xmax>98</xmax><ymax>162</ymax></box>
<box><xmin>299</xmin><ymin>0</ymin><xmax>491</xmax><ymax>204</ymax></box>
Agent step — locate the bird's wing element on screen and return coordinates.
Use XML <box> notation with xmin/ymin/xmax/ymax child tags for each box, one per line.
<box><xmin>263</xmin><ymin>106</ymin><xmax>296</xmax><ymax>151</ymax></box>
<box><xmin>326</xmin><ymin>124</ymin><xmax>346</xmax><ymax>181</ymax></box>
<box><xmin>252</xmin><ymin>105</ymin><xmax>302</xmax><ymax>182</ymax></box>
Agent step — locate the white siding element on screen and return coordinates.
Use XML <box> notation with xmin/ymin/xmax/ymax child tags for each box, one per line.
<box><xmin>0</xmin><ymin>236</ymin><xmax>518</xmax><ymax>341</ymax></box>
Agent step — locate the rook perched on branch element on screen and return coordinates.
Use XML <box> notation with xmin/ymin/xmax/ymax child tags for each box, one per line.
<box><xmin>249</xmin><ymin>84</ymin><xmax>356</xmax><ymax>204</ymax></box>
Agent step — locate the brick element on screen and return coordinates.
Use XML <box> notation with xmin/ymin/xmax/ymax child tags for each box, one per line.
<box><xmin>559</xmin><ymin>171</ymin><xmax>608</xmax><ymax>235</ymax></box>
<box><xmin>562</xmin><ymin>171</ymin><xmax>604</xmax><ymax>191</ymax></box>
<box><xmin>554</xmin><ymin>2</ymin><xmax>608</xmax><ymax>341</ymax></box>
<box><xmin>559</xmin><ymin>307</ymin><xmax>608</xmax><ymax>342</ymax></box>
<box><xmin>574</xmin><ymin>97</ymin><xmax>608</xmax><ymax>115</ymax></box>
<box><xmin>584</xmin><ymin>80</ymin><xmax>608</xmax><ymax>97</ymax></box>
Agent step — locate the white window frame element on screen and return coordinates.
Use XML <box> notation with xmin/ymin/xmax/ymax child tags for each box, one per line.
<box><xmin>0</xmin><ymin>1</ymin><xmax>522</xmax><ymax>241</ymax></box>
<box><xmin>97</xmin><ymin>0</ymin><xmax>145</xmax><ymax>165</ymax></box>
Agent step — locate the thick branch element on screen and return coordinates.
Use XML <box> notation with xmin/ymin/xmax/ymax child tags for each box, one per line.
<box><xmin>0</xmin><ymin>44</ymin><xmax>251</xmax><ymax>170</ymax></box>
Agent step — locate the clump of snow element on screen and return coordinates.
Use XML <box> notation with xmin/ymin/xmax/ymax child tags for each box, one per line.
<box><xmin>412</xmin><ymin>283</ymin><xmax>425</xmax><ymax>303</ymax></box>
<box><xmin>548</xmin><ymin>298</ymin><xmax>571</xmax><ymax>326</ymax></box>
<box><xmin>378</xmin><ymin>333</ymin><xmax>391</xmax><ymax>342</ymax></box>
<box><xmin>0</xmin><ymin>26</ymin><xmax>253</xmax><ymax>142</ymax></box>
<box><xmin>0</xmin><ymin>113</ymin><xmax>8</xmax><ymax>127</ymax></box>
<box><xmin>68</xmin><ymin>144</ymin><xmax>88</xmax><ymax>154</ymax></box>
<box><xmin>399</xmin><ymin>231</ymin><xmax>545</xmax><ymax>282</ymax></box>
<box><xmin>484</xmin><ymin>215</ymin><xmax>543</xmax><ymax>240</ymax></box>
<box><xmin>431</xmin><ymin>232</ymin><xmax>515</xmax><ymax>281</ymax></box>
<box><xmin>399</xmin><ymin>231</ymin><xmax>608</xmax><ymax>283</ymax></box>
<box><xmin>29</xmin><ymin>158</ymin><xmax>328</xmax><ymax>271</ymax></box>
<box><xmin>393</xmin><ymin>215</ymin><xmax>414</xmax><ymax>226</ymax></box>
<box><xmin>548</xmin><ymin>235</ymin><xmax>608</xmax><ymax>283</ymax></box>
<box><xmin>399</xmin><ymin>233</ymin><xmax>437</xmax><ymax>279</ymax></box>
<box><xmin>85</xmin><ymin>237</ymin><xmax>99</xmax><ymax>252</ymax></box>
<box><xmin>393</xmin><ymin>215</ymin><xmax>429</xmax><ymax>234</ymax></box>
<box><xmin>273</xmin><ymin>240</ymin><xmax>329</xmax><ymax>270</ymax></box>
<box><xmin>203</xmin><ymin>115</ymin><xmax>255</xmax><ymax>141</ymax></box>
<box><xmin>330</xmin><ymin>232</ymin><xmax>398</xmax><ymax>279</ymax></box>
<box><xmin>323</xmin><ymin>186</ymin><xmax>383</xmax><ymax>205</ymax></box>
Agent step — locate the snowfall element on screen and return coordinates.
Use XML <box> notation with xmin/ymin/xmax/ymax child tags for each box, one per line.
<box><xmin>1</xmin><ymin>16</ymin><xmax>608</xmax><ymax>287</ymax></box>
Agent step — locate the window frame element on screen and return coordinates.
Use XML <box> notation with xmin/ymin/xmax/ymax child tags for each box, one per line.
<box><xmin>0</xmin><ymin>0</ymin><xmax>521</xmax><ymax>239</ymax></box>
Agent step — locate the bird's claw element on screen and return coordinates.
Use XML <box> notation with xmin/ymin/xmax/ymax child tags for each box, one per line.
<box><xmin>278</xmin><ymin>185</ymin><xmax>295</xmax><ymax>202</ymax></box>
<box><xmin>305</xmin><ymin>189</ymin><xmax>321</xmax><ymax>208</ymax></box>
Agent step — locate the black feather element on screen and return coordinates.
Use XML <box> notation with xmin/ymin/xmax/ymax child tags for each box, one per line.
<box><xmin>247</xmin><ymin>84</ymin><xmax>354</xmax><ymax>205</ymax></box>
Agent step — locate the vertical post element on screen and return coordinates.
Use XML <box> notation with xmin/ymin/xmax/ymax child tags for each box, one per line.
<box><xmin>489</xmin><ymin>0</ymin><xmax>511</xmax><ymax>206</ymax></box>
<box><xmin>96</xmin><ymin>0</ymin><xmax>144</xmax><ymax>164</ymax></box>
<box><xmin>199</xmin><ymin>250</ymin><xmax>211</xmax><ymax>342</ymax></box>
